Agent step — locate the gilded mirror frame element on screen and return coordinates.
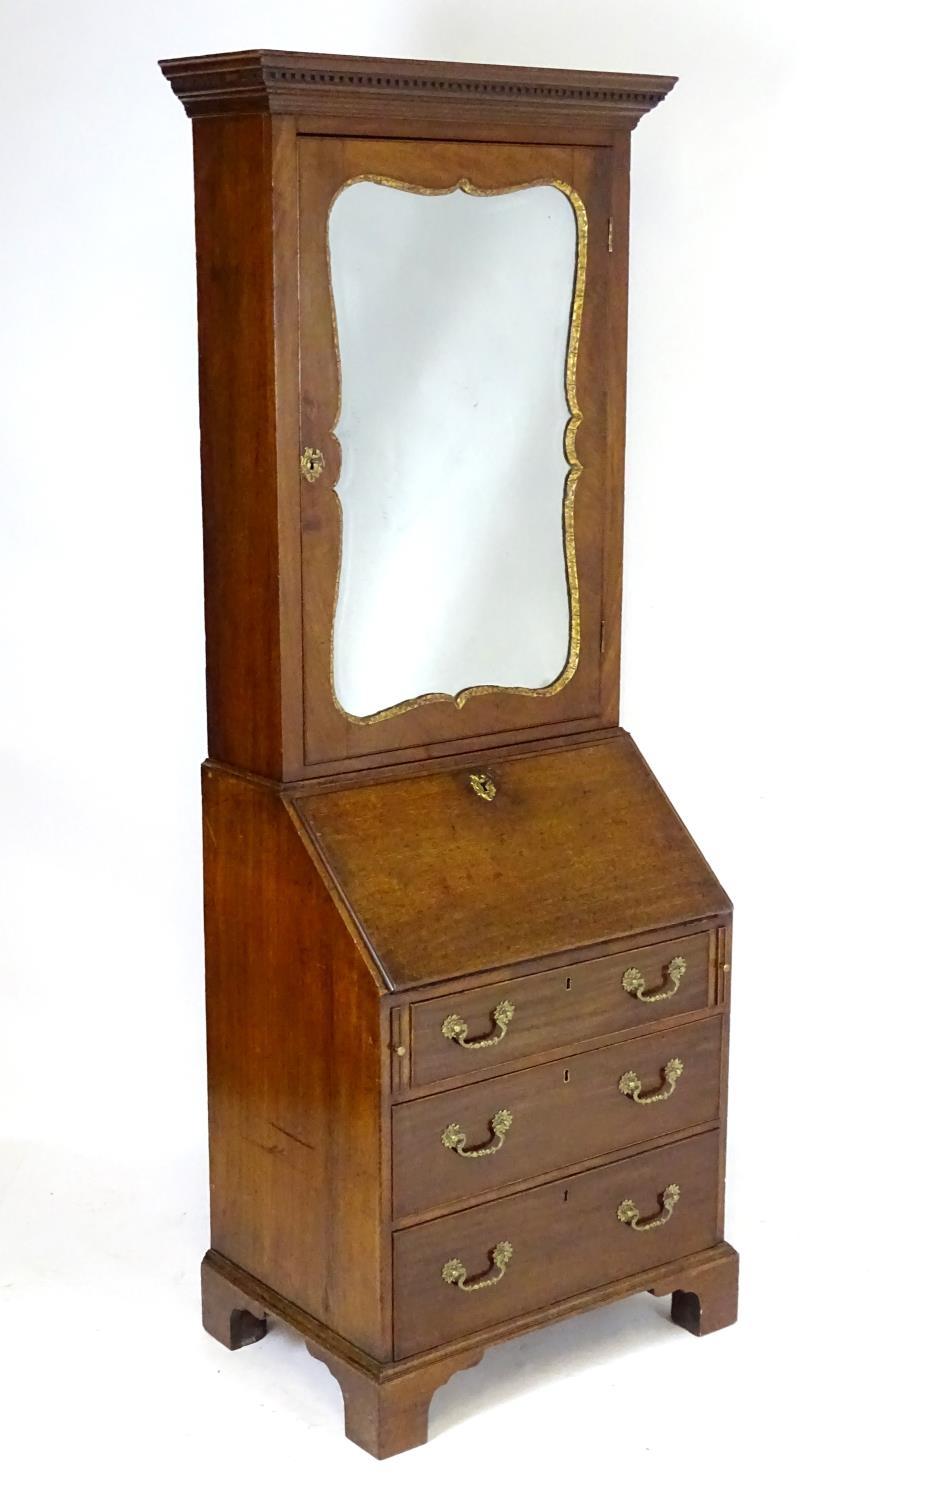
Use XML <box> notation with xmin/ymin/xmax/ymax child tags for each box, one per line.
<box><xmin>322</xmin><ymin>173</ymin><xmax>586</xmax><ymax>725</ymax></box>
<box><xmin>296</xmin><ymin>136</ymin><xmax>616</xmax><ymax>771</ymax></box>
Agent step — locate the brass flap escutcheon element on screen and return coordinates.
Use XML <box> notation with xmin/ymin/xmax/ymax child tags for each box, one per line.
<box><xmin>300</xmin><ymin>446</ymin><xmax>325</xmax><ymax>484</ymax></box>
<box><xmin>469</xmin><ymin>772</ymin><xmax>497</xmax><ymax>801</ymax></box>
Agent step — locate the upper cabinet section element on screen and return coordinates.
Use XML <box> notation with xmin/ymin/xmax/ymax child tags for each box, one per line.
<box><xmin>161</xmin><ymin>52</ymin><xmax>675</xmax><ymax>780</ymax></box>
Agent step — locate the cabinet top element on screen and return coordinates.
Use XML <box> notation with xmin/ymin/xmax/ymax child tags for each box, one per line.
<box><xmin>159</xmin><ymin>49</ymin><xmax>676</xmax><ymax>131</ymax></box>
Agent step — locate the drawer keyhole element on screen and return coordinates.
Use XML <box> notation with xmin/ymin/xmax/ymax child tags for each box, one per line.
<box><xmin>565</xmin><ymin>976</ymin><xmax>572</xmax><ymax>989</ymax></box>
<box><xmin>563</xmin><ymin>1068</ymin><xmax>570</xmax><ymax>1083</ymax></box>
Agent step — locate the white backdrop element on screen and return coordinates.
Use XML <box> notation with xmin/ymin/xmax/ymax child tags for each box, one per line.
<box><xmin>1</xmin><ymin>2</ymin><xmax>932</xmax><ymax>1495</ymax></box>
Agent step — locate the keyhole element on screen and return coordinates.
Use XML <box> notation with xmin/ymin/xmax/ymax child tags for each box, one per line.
<box><xmin>563</xmin><ymin>1189</ymin><xmax>569</xmax><ymax>1202</ymax></box>
<box><xmin>565</xmin><ymin>976</ymin><xmax>571</xmax><ymax>990</ymax></box>
<box><xmin>563</xmin><ymin>1068</ymin><xmax>570</xmax><ymax>1083</ymax></box>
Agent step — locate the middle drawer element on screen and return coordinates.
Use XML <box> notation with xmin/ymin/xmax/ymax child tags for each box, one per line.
<box><xmin>393</xmin><ymin>1012</ymin><xmax>722</xmax><ymax>1221</ymax></box>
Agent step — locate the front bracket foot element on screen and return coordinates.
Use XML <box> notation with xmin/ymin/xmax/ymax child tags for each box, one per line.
<box><xmin>201</xmin><ymin>1253</ymin><xmax>268</xmax><ymax>1350</ymax></box>
<box><xmin>311</xmin><ymin>1343</ymin><xmax>484</xmax><ymax>1460</ymax></box>
<box><xmin>651</xmin><ymin>1241</ymin><xmax>739</xmax><ymax>1336</ymax></box>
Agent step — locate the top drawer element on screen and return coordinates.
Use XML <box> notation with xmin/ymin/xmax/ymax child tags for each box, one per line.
<box><xmin>409</xmin><ymin>930</ymin><xmax>715</xmax><ymax>1087</ymax></box>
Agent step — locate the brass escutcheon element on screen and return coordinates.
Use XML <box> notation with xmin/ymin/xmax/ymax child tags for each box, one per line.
<box><xmin>300</xmin><ymin>446</ymin><xmax>325</xmax><ymax>484</ymax></box>
<box><xmin>469</xmin><ymin>772</ymin><xmax>497</xmax><ymax>801</ymax></box>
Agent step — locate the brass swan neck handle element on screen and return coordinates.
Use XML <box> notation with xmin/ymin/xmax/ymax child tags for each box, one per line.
<box><xmin>618</xmin><ymin>1057</ymin><xmax>684</xmax><ymax>1104</ymax></box>
<box><xmin>442</xmin><ymin>1108</ymin><xmax>514</xmax><ymax>1158</ymax></box>
<box><xmin>621</xmin><ymin>956</ymin><xmax>687</xmax><ymax>1004</ymax></box>
<box><xmin>441</xmin><ymin>1241</ymin><xmax>514</xmax><ymax>1291</ymax></box>
<box><xmin>441</xmin><ymin>998</ymin><xmax>515</xmax><ymax>1050</ymax></box>
<box><xmin>617</xmin><ymin>1183</ymin><xmax>681</xmax><ymax>1232</ymax></box>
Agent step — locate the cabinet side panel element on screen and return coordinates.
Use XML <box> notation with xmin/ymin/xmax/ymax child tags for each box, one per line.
<box><xmin>202</xmin><ymin>767</ymin><xmax>388</xmax><ymax>1357</ymax></box>
<box><xmin>600</xmin><ymin>131</ymin><xmax>631</xmax><ymax>723</ymax></box>
<box><xmin>193</xmin><ymin>115</ymin><xmax>284</xmax><ymax>778</ymax></box>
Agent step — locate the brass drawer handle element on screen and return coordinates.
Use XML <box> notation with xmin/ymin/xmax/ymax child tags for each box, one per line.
<box><xmin>442</xmin><ymin>997</ymin><xmax>515</xmax><ymax>1049</ymax></box>
<box><xmin>621</xmin><ymin>955</ymin><xmax>687</xmax><ymax>1003</ymax></box>
<box><xmin>442</xmin><ymin>1241</ymin><xmax>513</xmax><ymax>1292</ymax></box>
<box><xmin>617</xmin><ymin>1183</ymin><xmax>680</xmax><ymax>1232</ymax></box>
<box><xmin>619</xmin><ymin>1057</ymin><xmax>684</xmax><ymax>1105</ymax></box>
<box><xmin>442</xmin><ymin>1108</ymin><xmax>513</xmax><ymax>1158</ymax></box>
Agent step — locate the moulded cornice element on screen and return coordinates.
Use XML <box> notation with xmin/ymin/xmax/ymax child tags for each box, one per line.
<box><xmin>159</xmin><ymin>49</ymin><xmax>677</xmax><ymax>132</ymax></box>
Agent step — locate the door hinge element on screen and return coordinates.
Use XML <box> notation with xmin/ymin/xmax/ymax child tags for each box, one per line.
<box><xmin>599</xmin><ymin>616</ymin><xmax>606</xmax><ymax>653</ymax></box>
<box><xmin>608</xmin><ymin>217</ymin><xmax>614</xmax><ymax>253</ymax></box>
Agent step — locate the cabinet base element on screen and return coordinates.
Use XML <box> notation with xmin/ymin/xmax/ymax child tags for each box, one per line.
<box><xmin>201</xmin><ymin>1241</ymin><xmax>739</xmax><ymax>1458</ymax></box>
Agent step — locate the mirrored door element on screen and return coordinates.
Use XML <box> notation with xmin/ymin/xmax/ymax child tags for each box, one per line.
<box><xmin>297</xmin><ymin>137</ymin><xmax>615</xmax><ymax>766</ymax></box>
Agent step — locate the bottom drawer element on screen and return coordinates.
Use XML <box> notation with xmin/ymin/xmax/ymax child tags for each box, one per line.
<box><xmin>393</xmin><ymin>1130</ymin><xmax>720</xmax><ymax>1357</ymax></box>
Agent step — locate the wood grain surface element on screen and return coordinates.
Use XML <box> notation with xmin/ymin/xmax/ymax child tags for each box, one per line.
<box><xmin>393</xmin><ymin>1130</ymin><xmax>721</xmax><ymax>1357</ymax></box>
<box><xmin>393</xmin><ymin>1012</ymin><xmax>723</xmax><ymax>1218</ymax></box>
<box><xmin>296</xmin><ymin>733</ymin><xmax>730</xmax><ymax>988</ymax></box>
<box><xmin>407</xmin><ymin>928</ymin><xmax>715</xmax><ymax>1087</ymax></box>
<box><xmin>202</xmin><ymin>766</ymin><xmax>391</xmax><ymax>1357</ymax></box>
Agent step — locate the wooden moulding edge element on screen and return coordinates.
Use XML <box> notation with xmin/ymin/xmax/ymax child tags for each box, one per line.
<box><xmin>160</xmin><ymin>51</ymin><xmax>678</xmax><ymax>128</ymax></box>
<box><xmin>204</xmin><ymin>1237</ymin><xmax>736</xmax><ymax>1380</ymax></box>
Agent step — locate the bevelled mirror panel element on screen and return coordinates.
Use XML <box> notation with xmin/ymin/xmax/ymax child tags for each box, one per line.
<box><xmin>328</xmin><ymin>178</ymin><xmax>582</xmax><ymax>721</ymax></box>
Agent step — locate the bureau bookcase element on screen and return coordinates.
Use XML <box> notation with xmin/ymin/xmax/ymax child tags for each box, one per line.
<box><xmin>161</xmin><ymin>48</ymin><xmax>739</xmax><ymax>1458</ymax></box>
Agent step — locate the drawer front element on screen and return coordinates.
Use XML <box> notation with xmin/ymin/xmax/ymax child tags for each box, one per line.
<box><xmin>394</xmin><ymin>1013</ymin><xmax>722</xmax><ymax>1220</ymax></box>
<box><xmin>409</xmin><ymin>930</ymin><xmax>714</xmax><ymax>1087</ymax></box>
<box><xmin>393</xmin><ymin>1130</ymin><xmax>720</xmax><ymax>1357</ymax></box>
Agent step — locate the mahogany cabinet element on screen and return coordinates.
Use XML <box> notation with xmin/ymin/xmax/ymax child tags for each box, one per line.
<box><xmin>161</xmin><ymin>48</ymin><xmax>739</xmax><ymax>1458</ymax></box>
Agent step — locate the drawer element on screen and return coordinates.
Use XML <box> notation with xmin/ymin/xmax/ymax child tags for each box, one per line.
<box><xmin>394</xmin><ymin>1013</ymin><xmax>722</xmax><ymax>1220</ymax></box>
<box><xmin>408</xmin><ymin>929</ymin><xmax>714</xmax><ymax>1087</ymax></box>
<box><xmin>393</xmin><ymin>1130</ymin><xmax>720</xmax><ymax>1357</ymax></box>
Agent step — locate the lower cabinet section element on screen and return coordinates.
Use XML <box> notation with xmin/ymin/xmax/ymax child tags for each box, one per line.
<box><xmin>393</xmin><ymin>1129</ymin><xmax>720</xmax><ymax>1357</ymax></box>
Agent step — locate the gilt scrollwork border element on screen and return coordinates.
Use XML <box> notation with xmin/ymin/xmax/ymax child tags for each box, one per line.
<box><xmin>324</xmin><ymin>173</ymin><xmax>586</xmax><ymax>726</ymax></box>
